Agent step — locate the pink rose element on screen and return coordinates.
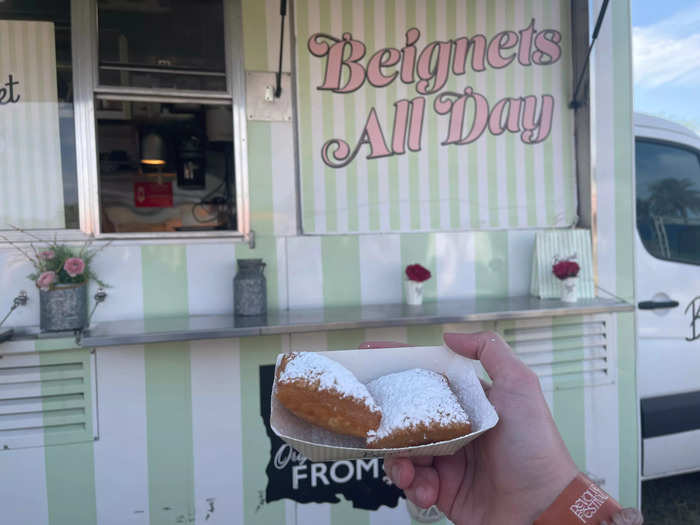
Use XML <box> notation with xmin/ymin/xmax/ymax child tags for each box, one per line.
<box><xmin>37</xmin><ymin>271</ymin><xmax>56</xmax><ymax>291</ymax></box>
<box><xmin>39</xmin><ymin>250</ymin><xmax>55</xmax><ymax>260</ymax></box>
<box><xmin>63</xmin><ymin>257</ymin><xmax>86</xmax><ymax>278</ymax></box>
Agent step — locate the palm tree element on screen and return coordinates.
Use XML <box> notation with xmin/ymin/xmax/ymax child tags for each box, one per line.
<box><xmin>648</xmin><ymin>178</ymin><xmax>700</xmax><ymax>222</ymax></box>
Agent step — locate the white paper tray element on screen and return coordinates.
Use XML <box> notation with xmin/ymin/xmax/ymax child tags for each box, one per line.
<box><xmin>270</xmin><ymin>346</ymin><xmax>499</xmax><ymax>461</ymax></box>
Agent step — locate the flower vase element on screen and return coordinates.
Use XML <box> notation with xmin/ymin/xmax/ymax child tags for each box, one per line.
<box><xmin>560</xmin><ymin>277</ymin><xmax>578</xmax><ymax>303</ymax></box>
<box><xmin>39</xmin><ymin>283</ymin><xmax>88</xmax><ymax>332</ymax></box>
<box><xmin>405</xmin><ymin>280</ymin><xmax>424</xmax><ymax>306</ymax></box>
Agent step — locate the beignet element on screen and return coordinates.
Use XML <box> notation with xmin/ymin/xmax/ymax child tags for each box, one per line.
<box><xmin>275</xmin><ymin>352</ymin><xmax>381</xmax><ymax>438</ymax></box>
<box><xmin>366</xmin><ymin>368</ymin><xmax>471</xmax><ymax>448</ymax></box>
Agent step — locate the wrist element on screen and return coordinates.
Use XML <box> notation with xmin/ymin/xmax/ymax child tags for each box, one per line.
<box><xmin>533</xmin><ymin>472</ymin><xmax>623</xmax><ymax>525</ymax></box>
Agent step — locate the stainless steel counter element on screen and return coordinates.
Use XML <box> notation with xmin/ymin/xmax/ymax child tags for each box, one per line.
<box><xmin>69</xmin><ymin>296</ymin><xmax>633</xmax><ymax>347</ymax></box>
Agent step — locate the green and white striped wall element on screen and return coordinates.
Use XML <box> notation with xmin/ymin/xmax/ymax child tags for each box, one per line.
<box><xmin>0</xmin><ymin>0</ymin><xmax>638</xmax><ymax>523</ymax></box>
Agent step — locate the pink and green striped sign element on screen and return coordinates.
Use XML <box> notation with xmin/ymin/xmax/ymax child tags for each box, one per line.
<box><xmin>295</xmin><ymin>0</ymin><xmax>577</xmax><ymax>234</ymax></box>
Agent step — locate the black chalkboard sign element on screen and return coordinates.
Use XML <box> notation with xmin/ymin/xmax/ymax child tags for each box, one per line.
<box><xmin>259</xmin><ymin>365</ymin><xmax>404</xmax><ymax>510</ymax></box>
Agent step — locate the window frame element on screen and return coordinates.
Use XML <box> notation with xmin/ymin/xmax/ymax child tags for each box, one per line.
<box><xmin>71</xmin><ymin>0</ymin><xmax>249</xmax><ymax>242</ymax></box>
<box><xmin>635</xmin><ymin>137</ymin><xmax>700</xmax><ymax>267</ymax></box>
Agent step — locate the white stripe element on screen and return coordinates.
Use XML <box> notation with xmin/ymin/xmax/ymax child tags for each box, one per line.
<box><xmin>359</xmin><ymin>234</ymin><xmax>402</xmax><ymax>305</ymax></box>
<box><xmin>354</xmin><ymin>0</ymin><xmax>370</xmax><ymax>232</ymax></box>
<box><xmin>592</xmin><ymin>0</ymin><xmax>616</xmax><ymax>292</ymax></box>
<box><xmin>395</xmin><ymin>7</ymin><xmax>411</xmax><ymax>231</ymax></box>
<box><xmin>331</xmin><ymin>0</ymin><xmax>348</xmax><ymax>233</ymax></box>
<box><xmin>186</xmin><ymin>244</ymin><xmax>235</xmax><ymax>316</ymax></box>
<box><xmin>364</xmin><ymin>326</ymin><xmax>408</xmax><ymax>343</ymax></box>
<box><xmin>495</xmin><ymin>0</ymin><xmax>510</xmax><ymax>228</ymax></box>
<box><xmin>266</xmin><ymin>0</ymin><xmax>279</xmax><ymax>71</ymax></box>
<box><xmin>455</xmin><ymin>0</ymin><xmax>470</xmax><ymax>228</ymax></box>
<box><xmin>308</xmin><ymin>0</ymin><xmax>326</xmax><ymax>233</ymax></box>
<box><xmin>271</xmin><ymin>122</ymin><xmax>298</xmax><ymax>236</ymax></box>
<box><xmin>550</xmin><ymin>0</ymin><xmax>566</xmax><ymax>225</ymax></box>
<box><xmin>415</xmin><ymin>1</ymin><xmax>430</xmax><ymax>230</ymax></box>
<box><xmin>436</xmin><ymin>0</ymin><xmax>450</xmax><ymax>230</ymax></box>
<box><xmin>297</xmin><ymin>503</ymin><xmax>331</xmax><ymax>525</ymax></box>
<box><xmin>0</xmin><ymin>250</ymin><xmax>40</xmax><ymax>326</ymax></box>
<box><xmin>90</xmin><ymin>245</ymin><xmax>144</xmax><ymax>323</ymax></box>
<box><xmin>514</xmin><ymin>0</ymin><xmax>528</xmax><ymax>227</ymax></box>
<box><xmin>532</xmin><ymin>2</ymin><xmax>546</xmax><ymax>227</ymax></box>
<box><xmin>190</xmin><ymin>339</ymin><xmax>244</xmax><ymax>524</ymax></box>
<box><xmin>276</xmin><ymin>237</ymin><xmax>289</xmax><ymax>309</ymax></box>
<box><xmin>376</xmin><ymin>0</ymin><xmax>391</xmax><ymax>231</ymax></box>
<box><xmin>93</xmin><ymin>346</ymin><xmax>150</xmax><ymax>525</ymax></box>
<box><xmin>584</xmin><ymin>315</ymin><xmax>620</xmax><ymax>498</ymax></box>
<box><xmin>436</xmin><ymin>232</ymin><xmax>475</xmax><ymax>299</ymax></box>
<box><xmin>0</xmin><ymin>447</ymin><xmax>49</xmax><ymax>525</ymax></box>
<box><xmin>475</xmin><ymin>0</ymin><xmax>489</xmax><ymax>228</ymax></box>
<box><xmin>287</xmin><ymin>236</ymin><xmax>324</xmax><ymax>308</ymax></box>
<box><xmin>507</xmin><ymin>230</ymin><xmax>536</xmax><ymax>296</ymax></box>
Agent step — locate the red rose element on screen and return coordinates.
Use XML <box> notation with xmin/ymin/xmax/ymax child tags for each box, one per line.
<box><xmin>405</xmin><ymin>263</ymin><xmax>432</xmax><ymax>283</ymax></box>
<box><xmin>552</xmin><ymin>260</ymin><xmax>580</xmax><ymax>280</ymax></box>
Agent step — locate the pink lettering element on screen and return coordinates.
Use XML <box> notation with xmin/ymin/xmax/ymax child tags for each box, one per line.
<box><xmin>518</xmin><ymin>19</ymin><xmax>535</xmax><ymax>66</ymax></box>
<box><xmin>321</xmin><ymin>108</ymin><xmax>392</xmax><ymax>168</ymax></box>
<box><xmin>392</xmin><ymin>97</ymin><xmax>426</xmax><ymax>153</ymax></box>
<box><xmin>533</xmin><ymin>29</ymin><xmax>562</xmax><ymax>65</ymax></box>
<box><xmin>400</xmin><ymin>28</ymin><xmax>421</xmax><ymax>84</ymax></box>
<box><xmin>521</xmin><ymin>95</ymin><xmax>554</xmax><ymax>144</ymax></box>
<box><xmin>487</xmin><ymin>31</ymin><xmax>519</xmax><ymax>69</ymax></box>
<box><xmin>367</xmin><ymin>48</ymin><xmax>401</xmax><ymax>88</ymax></box>
<box><xmin>310</xmin><ymin>32</ymin><xmax>366</xmax><ymax>92</ymax></box>
<box><xmin>416</xmin><ymin>41</ymin><xmax>453</xmax><ymax>94</ymax></box>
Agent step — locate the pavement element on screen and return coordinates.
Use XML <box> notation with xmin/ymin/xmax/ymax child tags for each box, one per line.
<box><xmin>642</xmin><ymin>471</ymin><xmax>700</xmax><ymax>524</ymax></box>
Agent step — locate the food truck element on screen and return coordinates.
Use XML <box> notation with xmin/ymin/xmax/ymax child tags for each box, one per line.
<box><xmin>0</xmin><ymin>0</ymin><xmax>640</xmax><ymax>523</ymax></box>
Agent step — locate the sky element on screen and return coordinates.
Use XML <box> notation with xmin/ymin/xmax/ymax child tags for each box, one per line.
<box><xmin>631</xmin><ymin>0</ymin><xmax>700</xmax><ymax>133</ymax></box>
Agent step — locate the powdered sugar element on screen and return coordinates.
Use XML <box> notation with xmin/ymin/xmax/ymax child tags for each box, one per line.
<box><xmin>366</xmin><ymin>368</ymin><xmax>470</xmax><ymax>443</ymax></box>
<box><xmin>279</xmin><ymin>352</ymin><xmax>380</xmax><ymax>413</ymax></box>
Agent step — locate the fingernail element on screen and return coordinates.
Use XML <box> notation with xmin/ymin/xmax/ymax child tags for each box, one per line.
<box><xmin>415</xmin><ymin>485</ymin><xmax>432</xmax><ymax>508</ymax></box>
<box><xmin>391</xmin><ymin>464</ymin><xmax>401</xmax><ymax>485</ymax></box>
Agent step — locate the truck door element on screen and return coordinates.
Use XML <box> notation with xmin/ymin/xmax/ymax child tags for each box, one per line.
<box><xmin>635</xmin><ymin>137</ymin><xmax>700</xmax><ymax>478</ymax></box>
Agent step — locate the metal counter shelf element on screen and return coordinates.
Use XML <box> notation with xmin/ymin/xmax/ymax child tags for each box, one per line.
<box><xmin>72</xmin><ymin>295</ymin><xmax>632</xmax><ymax>347</ymax></box>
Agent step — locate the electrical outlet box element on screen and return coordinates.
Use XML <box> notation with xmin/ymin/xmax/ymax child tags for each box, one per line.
<box><xmin>246</xmin><ymin>71</ymin><xmax>293</xmax><ymax>122</ymax></box>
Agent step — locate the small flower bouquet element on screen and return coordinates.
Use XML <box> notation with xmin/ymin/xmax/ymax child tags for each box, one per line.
<box><xmin>405</xmin><ymin>263</ymin><xmax>431</xmax><ymax>305</ymax></box>
<box><xmin>552</xmin><ymin>258</ymin><xmax>580</xmax><ymax>302</ymax></box>
<box><xmin>1</xmin><ymin>227</ymin><xmax>110</xmax><ymax>331</ymax></box>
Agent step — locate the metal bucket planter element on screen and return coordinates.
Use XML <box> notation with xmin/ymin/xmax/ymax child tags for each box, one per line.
<box><xmin>39</xmin><ymin>283</ymin><xmax>88</xmax><ymax>332</ymax></box>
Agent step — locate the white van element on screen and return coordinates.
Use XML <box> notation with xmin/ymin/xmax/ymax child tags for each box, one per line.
<box><xmin>635</xmin><ymin>113</ymin><xmax>700</xmax><ymax>479</ymax></box>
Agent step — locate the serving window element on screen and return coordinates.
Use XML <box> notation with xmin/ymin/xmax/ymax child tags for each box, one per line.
<box><xmin>0</xmin><ymin>0</ymin><xmax>248</xmax><ymax>239</ymax></box>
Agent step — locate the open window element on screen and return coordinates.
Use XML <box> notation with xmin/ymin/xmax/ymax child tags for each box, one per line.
<box><xmin>90</xmin><ymin>0</ymin><xmax>244</xmax><ymax>236</ymax></box>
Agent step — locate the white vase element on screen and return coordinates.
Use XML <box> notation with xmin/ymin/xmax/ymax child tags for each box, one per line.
<box><xmin>405</xmin><ymin>280</ymin><xmax>424</xmax><ymax>305</ymax></box>
<box><xmin>560</xmin><ymin>277</ymin><xmax>578</xmax><ymax>303</ymax></box>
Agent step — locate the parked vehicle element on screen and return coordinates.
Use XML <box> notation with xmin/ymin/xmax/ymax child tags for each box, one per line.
<box><xmin>635</xmin><ymin>113</ymin><xmax>700</xmax><ymax>479</ymax></box>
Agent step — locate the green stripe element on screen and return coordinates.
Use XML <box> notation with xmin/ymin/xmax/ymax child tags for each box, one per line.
<box><xmin>612</xmin><ymin>0</ymin><xmax>638</xmax><ymax>507</ymax></box>
<box><xmin>523</xmin><ymin>0</ymin><xmax>536</xmax><ymax>227</ymax></box>
<box><xmin>320</xmin><ymin>0</ymin><xmax>336</xmax><ymax>232</ymax></box>
<box><xmin>386</xmin><ymin>0</ymin><xmax>401</xmax><ymax>230</ymax></box>
<box><xmin>406</xmin><ymin>324</ymin><xmax>443</xmax><ymax>346</ymax></box>
<box><xmin>37</xmin><ymin>340</ymin><xmax>97</xmax><ymax>525</ymax></box>
<box><xmin>474</xmin><ymin>232</ymin><xmax>508</xmax><ymax>297</ymax></box>
<box><xmin>241</xmin><ymin>0</ymin><xmax>269</xmax><ymax>71</ymax></box>
<box><xmin>505</xmin><ymin>1</ymin><xmax>518</xmax><ymax>227</ymax></box>
<box><xmin>552</xmin><ymin>317</ymin><xmax>586</xmax><ymax>470</ymax></box>
<box><xmin>617</xmin><ymin>313</ymin><xmax>638</xmax><ymax>507</ymax></box>
<box><xmin>145</xmin><ymin>342</ymin><xmax>195</xmax><ymax>525</ymax></box>
<box><xmin>406</xmin><ymin>0</ymin><xmax>420</xmax><ymax>230</ymax></box>
<box><xmin>542</xmin><ymin>2</ymin><xmax>555</xmax><ymax>225</ymax></box>
<box><xmin>322</xmin><ymin>236</ymin><xmax>361</xmax><ymax>307</ymax></box>
<box><xmin>236</xmin><ymin>235</ymin><xmax>280</xmax><ymax>310</ymax></box>
<box><xmin>141</xmin><ymin>245</ymin><xmax>194</xmax><ymax>525</ymax></box>
<box><xmin>560</xmin><ymin>0</ymin><xmax>576</xmax><ymax>223</ymax></box>
<box><xmin>365</xmin><ymin>0</ymin><xmax>380</xmax><ymax>231</ymax></box>
<box><xmin>297</xmin><ymin>0</ymin><xmax>315</xmax><ymax>232</ymax></box>
<box><xmin>486</xmin><ymin>0</ymin><xmax>498</xmax><ymax>228</ymax></box>
<box><xmin>466</xmin><ymin>4</ymin><xmax>480</xmax><ymax>228</ymax></box>
<box><xmin>343</xmin><ymin>1</ymin><xmax>359</xmax><ymax>232</ymax></box>
<box><xmin>426</xmin><ymin>3</ymin><xmax>440</xmax><ymax>230</ymax></box>
<box><xmin>240</xmin><ymin>335</ymin><xmax>286</xmax><ymax>525</ymax></box>
<box><xmin>247</xmin><ymin>122</ymin><xmax>275</xmax><ymax>235</ymax></box>
<box><xmin>447</xmin><ymin>0</ymin><xmax>460</xmax><ymax>229</ymax></box>
<box><xmin>400</xmin><ymin>233</ymin><xmax>437</xmax><ymax>302</ymax></box>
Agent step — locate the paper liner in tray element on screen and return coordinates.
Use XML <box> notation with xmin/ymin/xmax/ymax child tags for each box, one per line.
<box><xmin>270</xmin><ymin>345</ymin><xmax>499</xmax><ymax>462</ymax></box>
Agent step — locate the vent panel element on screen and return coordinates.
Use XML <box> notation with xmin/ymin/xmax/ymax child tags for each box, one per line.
<box><xmin>498</xmin><ymin>316</ymin><xmax>614</xmax><ymax>390</ymax></box>
<box><xmin>0</xmin><ymin>349</ymin><xmax>95</xmax><ymax>449</ymax></box>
